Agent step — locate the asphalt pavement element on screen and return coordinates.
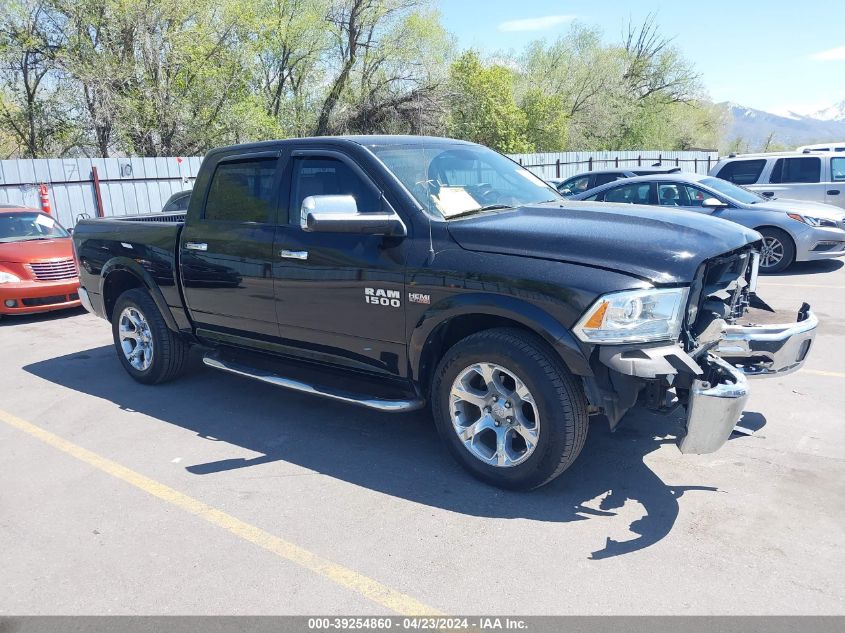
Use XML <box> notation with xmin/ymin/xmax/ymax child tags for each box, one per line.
<box><xmin>1</xmin><ymin>260</ymin><xmax>843</xmax><ymax>615</ymax></box>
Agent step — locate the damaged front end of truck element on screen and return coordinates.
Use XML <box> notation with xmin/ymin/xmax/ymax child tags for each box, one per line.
<box><xmin>582</xmin><ymin>244</ymin><xmax>818</xmax><ymax>454</ymax></box>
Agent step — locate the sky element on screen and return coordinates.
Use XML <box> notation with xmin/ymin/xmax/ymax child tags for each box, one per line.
<box><xmin>437</xmin><ymin>0</ymin><xmax>845</xmax><ymax>116</ymax></box>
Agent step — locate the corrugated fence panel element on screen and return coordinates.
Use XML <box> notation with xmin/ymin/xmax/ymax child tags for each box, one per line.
<box><xmin>0</xmin><ymin>156</ymin><xmax>202</xmax><ymax>226</ymax></box>
<box><xmin>0</xmin><ymin>151</ymin><xmax>715</xmax><ymax>227</ymax></box>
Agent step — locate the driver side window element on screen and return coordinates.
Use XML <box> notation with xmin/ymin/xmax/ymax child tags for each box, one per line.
<box><xmin>290</xmin><ymin>157</ymin><xmax>380</xmax><ymax>222</ymax></box>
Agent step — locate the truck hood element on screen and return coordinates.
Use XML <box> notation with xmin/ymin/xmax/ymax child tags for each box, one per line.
<box><xmin>446</xmin><ymin>202</ymin><xmax>760</xmax><ymax>284</ymax></box>
<box><xmin>0</xmin><ymin>237</ymin><xmax>74</xmax><ymax>263</ymax></box>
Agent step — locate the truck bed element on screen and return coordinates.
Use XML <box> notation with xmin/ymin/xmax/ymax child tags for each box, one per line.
<box><xmin>72</xmin><ymin>213</ymin><xmax>187</xmax><ymax>327</ymax></box>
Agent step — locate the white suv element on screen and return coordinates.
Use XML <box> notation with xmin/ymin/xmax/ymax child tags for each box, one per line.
<box><xmin>710</xmin><ymin>151</ymin><xmax>845</xmax><ymax>208</ymax></box>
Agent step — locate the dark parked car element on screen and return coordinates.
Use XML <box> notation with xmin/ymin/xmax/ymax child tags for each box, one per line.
<box><xmin>162</xmin><ymin>190</ymin><xmax>192</xmax><ymax>212</ymax></box>
<box><xmin>550</xmin><ymin>166</ymin><xmax>681</xmax><ymax>196</ymax></box>
<box><xmin>72</xmin><ymin>136</ymin><xmax>817</xmax><ymax>490</ymax></box>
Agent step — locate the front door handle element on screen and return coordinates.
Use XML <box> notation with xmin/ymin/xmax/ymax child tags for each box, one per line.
<box><xmin>828</xmin><ymin>189</ymin><xmax>840</xmax><ymax>195</ymax></box>
<box><xmin>761</xmin><ymin>191</ymin><xmax>774</xmax><ymax>198</ymax></box>
<box><xmin>185</xmin><ymin>242</ymin><xmax>208</xmax><ymax>251</ymax></box>
<box><xmin>280</xmin><ymin>249</ymin><xmax>308</xmax><ymax>260</ymax></box>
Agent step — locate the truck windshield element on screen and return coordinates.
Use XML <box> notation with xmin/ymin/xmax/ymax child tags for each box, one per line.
<box><xmin>367</xmin><ymin>143</ymin><xmax>561</xmax><ymax>219</ymax></box>
<box><xmin>0</xmin><ymin>212</ymin><xmax>70</xmax><ymax>243</ymax></box>
<box><xmin>700</xmin><ymin>177</ymin><xmax>765</xmax><ymax>205</ymax></box>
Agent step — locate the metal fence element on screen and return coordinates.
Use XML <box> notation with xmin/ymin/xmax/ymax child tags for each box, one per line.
<box><xmin>508</xmin><ymin>150</ymin><xmax>719</xmax><ymax>180</ymax></box>
<box><xmin>0</xmin><ymin>156</ymin><xmax>202</xmax><ymax>229</ymax></box>
<box><xmin>0</xmin><ymin>150</ymin><xmax>718</xmax><ymax>228</ymax></box>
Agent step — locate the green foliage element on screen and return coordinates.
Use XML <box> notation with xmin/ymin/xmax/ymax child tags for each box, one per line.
<box><xmin>0</xmin><ymin>3</ymin><xmax>721</xmax><ymax>157</ymax></box>
<box><xmin>447</xmin><ymin>51</ymin><xmax>531</xmax><ymax>153</ymax></box>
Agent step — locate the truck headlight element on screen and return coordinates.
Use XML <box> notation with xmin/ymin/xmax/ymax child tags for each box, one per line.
<box><xmin>573</xmin><ymin>287</ymin><xmax>689</xmax><ymax>344</ymax></box>
<box><xmin>0</xmin><ymin>271</ymin><xmax>21</xmax><ymax>284</ymax></box>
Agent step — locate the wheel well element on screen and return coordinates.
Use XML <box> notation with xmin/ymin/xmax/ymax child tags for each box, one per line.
<box><xmin>103</xmin><ymin>270</ymin><xmax>143</xmax><ymax>320</ymax></box>
<box><xmin>754</xmin><ymin>225</ymin><xmax>795</xmax><ymax>246</ymax></box>
<box><xmin>418</xmin><ymin>314</ymin><xmax>546</xmax><ymax>393</ymax></box>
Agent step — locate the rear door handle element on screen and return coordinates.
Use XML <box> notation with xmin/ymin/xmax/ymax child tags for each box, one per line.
<box><xmin>828</xmin><ymin>189</ymin><xmax>840</xmax><ymax>195</ymax></box>
<box><xmin>185</xmin><ymin>242</ymin><xmax>208</xmax><ymax>251</ymax></box>
<box><xmin>280</xmin><ymin>249</ymin><xmax>308</xmax><ymax>260</ymax></box>
<box><xmin>761</xmin><ymin>191</ymin><xmax>775</xmax><ymax>198</ymax></box>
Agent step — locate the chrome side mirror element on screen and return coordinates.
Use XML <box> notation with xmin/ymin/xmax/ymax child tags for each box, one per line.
<box><xmin>300</xmin><ymin>195</ymin><xmax>406</xmax><ymax>236</ymax></box>
<box><xmin>701</xmin><ymin>197</ymin><xmax>727</xmax><ymax>209</ymax></box>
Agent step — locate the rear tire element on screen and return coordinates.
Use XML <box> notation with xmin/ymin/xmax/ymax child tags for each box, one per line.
<box><xmin>757</xmin><ymin>227</ymin><xmax>795</xmax><ymax>273</ymax></box>
<box><xmin>431</xmin><ymin>328</ymin><xmax>589</xmax><ymax>490</ymax></box>
<box><xmin>111</xmin><ymin>288</ymin><xmax>189</xmax><ymax>384</ymax></box>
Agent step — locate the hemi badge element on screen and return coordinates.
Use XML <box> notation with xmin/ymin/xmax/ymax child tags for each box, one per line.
<box><xmin>409</xmin><ymin>292</ymin><xmax>430</xmax><ymax>305</ymax></box>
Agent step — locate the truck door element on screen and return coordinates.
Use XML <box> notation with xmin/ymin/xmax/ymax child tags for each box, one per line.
<box><xmin>179</xmin><ymin>151</ymin><xmax>282</xmax><ymax>339</ymax></box>
<box><xmin>272</xmin><ymin>149</ymin><xmax>407</xmax><ymax>376</ymax></box>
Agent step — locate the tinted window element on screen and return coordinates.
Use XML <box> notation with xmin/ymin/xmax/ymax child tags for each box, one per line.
<box><xmin>163</xmin><ymin>192</ymin><xmax>191</xmax><ymax>212</ymax></box>
<box><xmin>561</xmin><ymin>175</ymin><xmax>590</xmax><ymax>194</ymax></box>
<box><xmin>769</xmin><ymin>157</ymin><xmax>821</xmax><ymax>184</ymax></box>
<box><xmin>832</xmin><ymin>157</ymin><xmax>845</xmax><ymax>182</ymax></box>
<box><xmin>716</xmin><ymin>159</ymin><xmax>766</xmax><ymax>185</ymax></box>
<box><xmin>291</xmin><ymin>157</ymin><xmax>380</xmax><ymax>218</ymax></box>
<box><xmin>657</xmin><ymin>183</ymin><xmax>711</xmax><ymax>207</ymax></box>
<box><xmin>681</xmin><ymin>185</ymin><xmax>710</xmax><ymax>207</ymax></box>
<box><xmin>603</xmin><ymin>183</ymin><xmax>650</xmax><ymax>204</ymax></box>
<box><xmin>658</xmin><ymin>183</ymin><xmax>683</xmax><ymax>206</ymax></box>
<box><xmin>594</xmin><ymin>173</ymin><xmax>622</xmax><ymax>187</ymax></box>
<box><xmin>205</xmin><ymin>158</ymin><xmax>278</xmax><ymax>222</ymax></box>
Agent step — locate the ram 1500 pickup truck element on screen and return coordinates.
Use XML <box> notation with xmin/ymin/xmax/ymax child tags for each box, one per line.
<box><xmin>72</xmin><ymin>136</ymin><xmax>818</xmax><ymax>489</ymax></box>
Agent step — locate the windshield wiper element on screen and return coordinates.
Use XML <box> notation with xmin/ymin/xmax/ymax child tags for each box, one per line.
<box><xmin>447</xmin><ymin>204</ymin><xmax>514</xmax><ymax>219</ymax></box>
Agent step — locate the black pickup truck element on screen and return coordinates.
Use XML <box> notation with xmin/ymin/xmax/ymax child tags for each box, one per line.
<box><xmin>72</xmin><ymin>136</ymin><xmax>818</xmax><ymax>489</ymax></box>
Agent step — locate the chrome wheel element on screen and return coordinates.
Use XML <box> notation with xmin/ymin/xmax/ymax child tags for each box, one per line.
<box><xmin>118</xmin><ymin>306</ymin><xmax>154</xmax><ymax>371</ymax></box>
<box><xmin>449</xmin><ymin>362</ymin><xmax>540</xmax><ymax>468</ymax></box>
<box><xmin>760</xmin><ymin>236</ymin><xmax>785</xmax><ymax>269</ymax></box>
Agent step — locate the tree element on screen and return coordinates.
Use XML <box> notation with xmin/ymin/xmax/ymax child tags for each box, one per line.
<box><xmin>312</xmin><ymin>0</ymin><xmax>449</xmax><ymax>136</ymax></box>
<box><xmin>447</xmin><ymin>50</ymin><xmax>531</xmax><ymax>153</ymax></box>
<box><xmin>243</xmin><ymin>0</ymin><xmax>329</xmax><ymax>137</ymax></box>
<box><xmin>0</xmin><ymin>0</ymin><xmax>79</xmax><ymax>157</ymax></box>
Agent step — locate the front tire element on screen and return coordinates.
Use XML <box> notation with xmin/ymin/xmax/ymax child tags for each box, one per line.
<box><xmin>758</xmin><ymin>227</ymin><xmax>795</xmax><ymax>273</ymax></box>
<box><xmin>111</xmin><ymin>288</ymin><xmax>189</xmax><ymax>384</ymax></box>
<box><xmin>431</xmin><ymin>328</ymin><xmax>589</xmax><ymax>490</ymax></box>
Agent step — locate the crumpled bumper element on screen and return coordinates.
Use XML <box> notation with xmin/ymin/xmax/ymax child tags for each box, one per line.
<box><xmin>597</xmin><ymin>304</ymin><xmax>818</xmax><ymax>455</ymax></box>
<box><xmin>677</xmin><ymin>354</ymin><xmax>749</xmax><ymax>454</ymax></box>
<box><xmin>714</xmin><ymin>306</ymin><xmax>817</xmax><ymax>377</ymax></box>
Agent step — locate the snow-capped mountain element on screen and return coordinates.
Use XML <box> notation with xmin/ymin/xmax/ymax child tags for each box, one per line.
<box><xmin>721</xmin><ymin>101</ymin><xmax>845</xmax><ymax>149</ymax></box>
<box><xmin>811</xmin><ymin>100</ymin><xmax>845</xmax><ymax>122</ymax></box>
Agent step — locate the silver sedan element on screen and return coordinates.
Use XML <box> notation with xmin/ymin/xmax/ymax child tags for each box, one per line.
<box><xmin>570</xmin><ymin>172</ymin><xmax>845</xmax><ymax>272</ymax></box>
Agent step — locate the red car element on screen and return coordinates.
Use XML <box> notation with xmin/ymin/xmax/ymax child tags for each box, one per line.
<box><xmin>0</xmin><ymin>204</ymin><xmax>81</xmax><ymax>316</ymax></box>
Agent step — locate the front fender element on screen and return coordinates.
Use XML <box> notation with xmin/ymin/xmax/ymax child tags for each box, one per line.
<box><xmin>408</xmin><ymin>292</ymin><xmax>593</xmax><ymax>382</ymax></box>
<box><xmin>100</xmin><ymin>257</ymin><xmax>180</xmax><ymax>332</ymax></box>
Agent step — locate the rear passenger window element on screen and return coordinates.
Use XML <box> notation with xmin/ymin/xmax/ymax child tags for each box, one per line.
<box><xmin>205</xmin><ymin>158</ymin><xmax>278</xmax><ymax>222</ymax></box>
<box><xmin>769</xmin><ymin>157</ymin><xmax>821</xmax><ymax>184</ymax></box>
<box><xmin>603</xmin><ymin>183</ymin><xmax>650</xmax><ymax>204</ymax></box>
<box><xmin>832</xmin><ymin>158</ymin><xmax>845</xmax><ymax>182</ymax></box>
<box><xmin>291</xmin><ymin>157</ymin><xmax>380</xmax><ymax>217</ymax></box>
<box><xmin>716</xmin><ymin>159</ymin><xmax>766</xmax><ymax>185</ymax></box>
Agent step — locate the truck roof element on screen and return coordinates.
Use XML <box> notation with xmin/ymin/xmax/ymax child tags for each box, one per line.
<box><xmin>205</xmin><ymin>135</ymin><xmax>475</xmax><ymax>158</ymax></box>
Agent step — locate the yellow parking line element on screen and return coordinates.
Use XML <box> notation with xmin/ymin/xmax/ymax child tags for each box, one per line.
<box><xmin>0</xmin><ymin>408</ymin><xmax>442</xmax><ymax>616</ymax></box>
<box><xmin>802</xmin><ymin>369</ymin><xmax>845</xmax><ymax>379</ymax></box>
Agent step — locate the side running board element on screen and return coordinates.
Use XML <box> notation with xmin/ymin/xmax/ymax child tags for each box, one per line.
<box><xmin>202</xmin><ymin>355</ymin><xmax>425</xmax><ymax>413</ymax></box>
